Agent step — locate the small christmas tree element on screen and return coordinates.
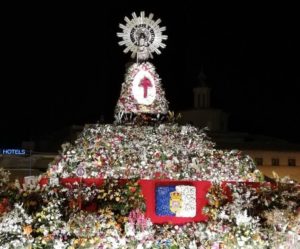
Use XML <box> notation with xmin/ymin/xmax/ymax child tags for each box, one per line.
<box><xmin>0</xmin><ymin>203</ymin><xmax>33</xmax><ymax>249</ymax></box>
<box><xmin>32</xmin><ymin>199</ymin><xmax>69</xmax><ymax>248</ymax></box>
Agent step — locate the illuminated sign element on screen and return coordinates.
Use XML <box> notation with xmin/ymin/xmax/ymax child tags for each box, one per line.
<box><xmin>1</xmin><ymin>149</ymin><xmax>26</xmax><ymax>155</ymax></box>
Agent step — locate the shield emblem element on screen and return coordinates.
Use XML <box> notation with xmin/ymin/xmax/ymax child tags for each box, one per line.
<box><xmin>169</xmin><ymin>191</ymin><xmax>182</xmax><ymax>213</ymax></box>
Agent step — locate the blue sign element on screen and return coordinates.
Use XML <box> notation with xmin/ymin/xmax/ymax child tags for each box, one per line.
<box><xmin>1</xmin><ymin>149</ymin><xmax>26</xmax><ymax>155</ymax></box>
<box><xmin>156</xmin><ymin>186</ymin><xmax>176</xmax><ymax>216</ymax></box>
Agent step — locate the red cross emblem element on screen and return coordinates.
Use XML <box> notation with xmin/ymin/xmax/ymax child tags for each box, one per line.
<box><xmin>139</xmin><ymin>77</ymin><xmax>152</xmax><ymax>98</ymax></box>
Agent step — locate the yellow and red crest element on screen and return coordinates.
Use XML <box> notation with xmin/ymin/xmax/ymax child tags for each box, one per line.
<box><xmin>169</xmin><ymin>191</ymin><xmax>182</xmax><ymax>213</ymax></box>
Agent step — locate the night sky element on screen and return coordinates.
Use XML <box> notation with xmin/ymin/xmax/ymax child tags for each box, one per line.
<box><xmin>1</xmin><ymin>4</ymin><xmax>300</xmax><ymax>149</ymax></box>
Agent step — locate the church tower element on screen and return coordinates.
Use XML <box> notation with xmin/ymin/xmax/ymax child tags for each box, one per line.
<box><xmin>180</xmin><ymin>65</ymin><xmax>228</xmax><ymax>132</ymax></box>
<box><xmin>193</xmin><ymin>66</ymin><xmax>211</xmax><ymax>109</ymax></box>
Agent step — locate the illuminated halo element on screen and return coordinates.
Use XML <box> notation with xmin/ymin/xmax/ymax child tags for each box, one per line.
<box><xmin>117</xmin><ymin>11</ymin><xmax>168</xmax><ymax>60</ymax></box>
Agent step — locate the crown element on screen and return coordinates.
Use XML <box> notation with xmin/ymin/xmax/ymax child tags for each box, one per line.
<box><xmin>170</xmin><ymin>191</ymin><xmax>181</xmax><ymax>200</ymax></box>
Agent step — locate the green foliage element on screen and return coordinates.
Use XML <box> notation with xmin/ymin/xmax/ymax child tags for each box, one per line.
<box><xmin>97</xmin><ymin>178</ymin><xmax>145</xmax><ymax>216</ymax></box>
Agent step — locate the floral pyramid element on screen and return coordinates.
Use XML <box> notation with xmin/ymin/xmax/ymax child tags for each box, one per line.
<box><xmin>0</xmin><ymin>11</ymin><xmax>299</xmax><ymax>249</ymax></box>
<box><xmin>47</xmin><ymin>58</ymin><xmax>257</xmax><ymax>182</ymax></box>
<box><xmin>47</xmin><ymin>122</ymin><xmax>259</xmax><ymax>182</ymax></box>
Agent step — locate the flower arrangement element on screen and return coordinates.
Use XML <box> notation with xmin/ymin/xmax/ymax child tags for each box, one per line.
<box><xmin>32</xmin><ymin>199</ymin><xmax>69</xmax><ymax>248</ymax></box>
<box><xmin>203</xmin><ymin>181</ymin><xmax>300</xmax><ymax>248</ymax></box>
<box><xmin>67</xmin><ymin>210</ymin><xmax>103</xmax><ymax>238</ymax></box>
<box><xmin>67</xmin><ymin>209</ymin><xmax>124</xmax><ymax>248</ymax></box>
<box><xmin>97</xmin><ymin>178</ymin><xmax>145</xmax><ymax>216</ymax></box>
<box><xmin>47</xmin><ymin>123</ymin><xmax>258</xmax><ymax>182</ymax></box>
<box><xmin>115</xmin><ymin>62</ymin><xmax>169</xmax><ymax>118</ymax></box>
<box><xmin>124</xmin><ymin>209</ymin><xmax>154</xmax><ymax>248</ymax></box>
<box><xmin>0</xmin><ymin>121</ymin><xmax>299</xmax><ymax>248</ymax></box>
<box><xmin>0</xmin><ymin>203</ymin><xmax>33</xmax><ymax>249</ymax></box>
<box><xmin>263</xmin><ymin>208</ymin><xmax>300</xmax><ymax>249</ymax></box>
<box><xmin>0</xmin><ymin>167</ymin><xmax>10</xmax><ymax>189</ymax></box>
<box><xmin>0</xmin><ymin>173</ymin><xmax>299</xmax><ymax>248</ymax></box>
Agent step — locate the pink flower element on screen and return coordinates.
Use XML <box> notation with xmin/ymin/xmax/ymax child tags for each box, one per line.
<box><xmin>212</xmin><ymin>242</ymin><xmax>220</xmax><ymax>249</ymax></box>
<box><xmin>128</xmin><ymin>209</ymin><xmax>148</xmax><ymax>231</ymax></box>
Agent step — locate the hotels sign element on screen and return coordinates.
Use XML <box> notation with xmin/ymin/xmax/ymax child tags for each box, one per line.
<box><xmin>0</xmin><ymin>149</ymin><xmax>27</xmax><ymax>155</ymax></box>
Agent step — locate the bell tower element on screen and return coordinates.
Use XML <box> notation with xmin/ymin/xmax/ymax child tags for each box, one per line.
<box><xmin>193</xmin><ymin>65</ymin><xmax>211</xmax><ymax>109</ymax></box>
<box><xmin>180</xmin><ymin>65</ymin><xmax>228</xmax><ymax>132</ymax></box>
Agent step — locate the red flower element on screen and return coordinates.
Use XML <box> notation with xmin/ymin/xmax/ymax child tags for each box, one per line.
<box><xmin>2</xmin><ymin>198</ymin><xmax>8</xmax><ymax>205</ymax></box>
<box><xmin>0</xmin><ymin>203</ymin><xmax>5</xmax><ymax>214</ymax></box>
<box><xmin>0</xmin><ymin>199</ymin><xmax>9</xmax><ymax>214</ymax></box>
<box><xmin>130</xmin><ymin>187</ymin><xmax>136</xmax><ymax>193</ymax></box>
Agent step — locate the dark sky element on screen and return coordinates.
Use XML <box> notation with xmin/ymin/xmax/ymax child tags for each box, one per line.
<box><xmin>1</xmin><ymin>3</ymin><xmax>300</xmax><ymax>148</ymax></box>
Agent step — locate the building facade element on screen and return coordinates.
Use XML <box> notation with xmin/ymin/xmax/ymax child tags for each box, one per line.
<box><xmin>179</xmin><ymin>69</ymin><xmax>300</xmax><ymax>182</ymax></box>
<box><xmin>245</xmin><ymin>149</ymin><xmax>300</xmax><ymax>182</ymax></box>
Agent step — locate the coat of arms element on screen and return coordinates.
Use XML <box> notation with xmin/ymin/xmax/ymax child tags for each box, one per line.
<box><xmin>169</xmin><ymin>191</ymin><xmax>182</xmax><ymax>213</ymax></box>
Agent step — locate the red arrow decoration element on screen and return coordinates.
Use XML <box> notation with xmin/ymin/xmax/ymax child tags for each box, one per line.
<box><xmin>139</xmin><ymin>77</ymin><xmax>152</xmax><ymax>98</ymax></box>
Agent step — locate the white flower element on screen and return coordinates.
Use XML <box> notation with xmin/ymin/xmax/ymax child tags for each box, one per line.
<box><xmin>53</xmin><ymin>239</ymin><xmax>68</xmax><ymax>249</ymax></box>
<box><xmin>237</xmin><ymin>239</ymin><xmax>245</xmax><ymax>247</ymax></box>
<box><xmin>235</xmin><ymin>210</ymin><xmax>252</xmax><ymax>226</ymax></box>
<box><xmin>219</xmin><ymin>210</ymin><xmax>229</xmax><ymax>220</ymax></box>
<box><xmin>188</xmin><ymin>240</ymin><xmax>198</xmax><ymax>249</ymax></box>
<box><xmin>136</xmin><ymin>231</ymin><xmax>149</xmax><ymax>241</ymax></box>
<box><xmin>137</xmin><ymin>244</ymin><xmax>144</xmax><ymax>249</ymax></box>
<box><xmin>125</xmin><ymin>224</ymin><xmax>135</xmax><ymax>236</ymax></box>
<box><xmin>145</xmin><ymin>241</ymin><xmax>153</xmax><ymax>248</ymax></box>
